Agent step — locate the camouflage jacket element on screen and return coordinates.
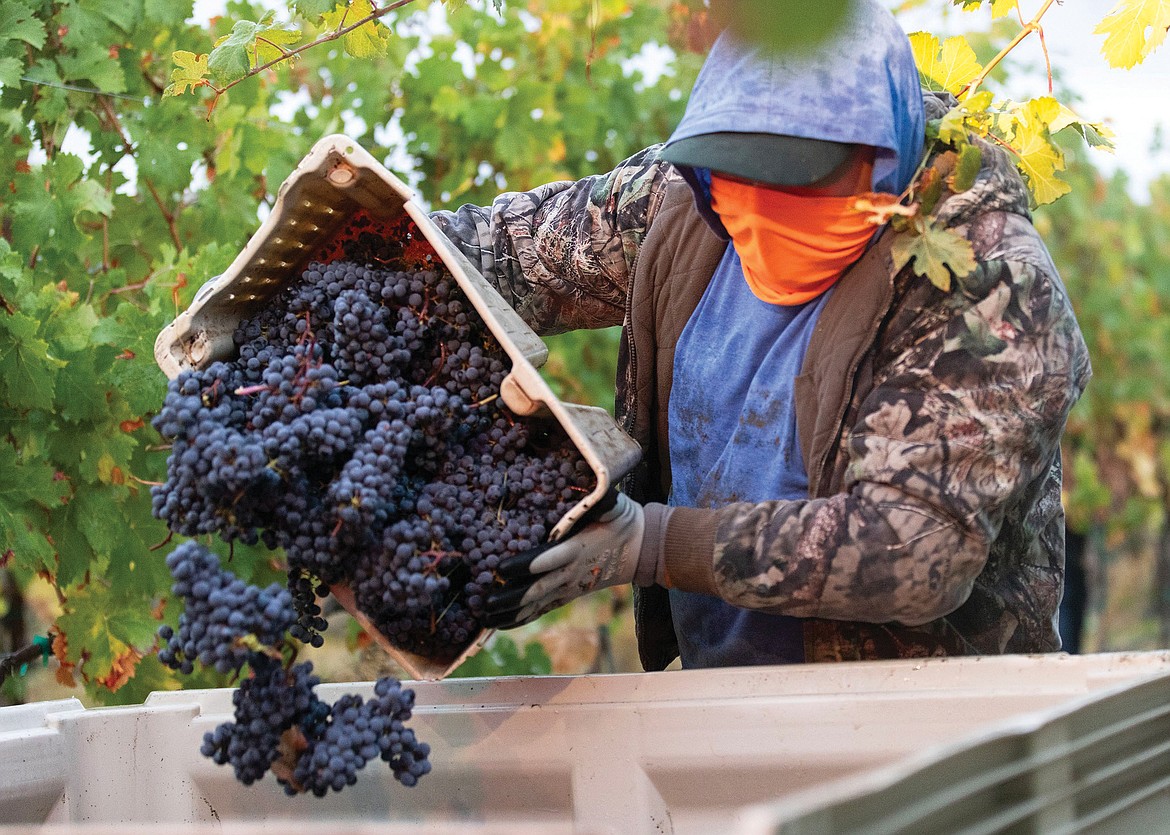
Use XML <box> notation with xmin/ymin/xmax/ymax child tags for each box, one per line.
<box><xmin>433</xmin><ymin>131</ymin><xmax>1091</xmax><ymax>670</ymax></box>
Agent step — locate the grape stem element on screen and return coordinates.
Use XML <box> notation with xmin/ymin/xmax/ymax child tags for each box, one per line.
<box><xmin>960</xmin><ymin>0</ymin><xmax>1058</xmax><ymax>99</ymax></box>
<box><xmin>200</xmin><ymin>0</ymin><xmax>422</xmax><ymax>117</ymax></box>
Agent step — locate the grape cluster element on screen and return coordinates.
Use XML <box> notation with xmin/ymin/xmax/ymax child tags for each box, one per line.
<box><xmin>158</xmin><ymin>540</ymin><xmax>296</xmax><ymax>675</ymax></box>
<box><xmin>201</xmin><ymin>655</ymin><xmax>429</xmax><ymax>796</ymax></box>
<box><xmin>152</xmin><ymin>251</ymin><xmax>597</xmax><ymax>661</ymax></box>
<box><xmin>163</xmin><ymin>542</ymin><xmax>430</xmax><ymax>795</ymax></box>
<box><xmin>291</xmin><ymin>678</ymin><xmax>431</xmax><ymax>796</ymax></box>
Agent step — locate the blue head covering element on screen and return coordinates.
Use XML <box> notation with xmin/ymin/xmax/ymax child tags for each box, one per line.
<box><xmin>663</xmin><ymin>0</ymin><xmax>924</xmax><ymax>203</ymax></box>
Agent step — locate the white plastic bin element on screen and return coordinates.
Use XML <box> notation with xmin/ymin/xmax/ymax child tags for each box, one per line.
<box><xmin>2</xmin><ymin>652</ymin><xmax>1168</xmax><ymax>834</ymax></box>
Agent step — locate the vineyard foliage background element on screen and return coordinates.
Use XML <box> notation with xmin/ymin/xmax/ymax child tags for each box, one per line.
<box><xmin>0</xmin><ymin>0</ymin><xmax>1167</xmax><ymax>705</ymax></box>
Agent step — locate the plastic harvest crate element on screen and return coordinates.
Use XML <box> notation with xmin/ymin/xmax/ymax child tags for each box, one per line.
<box><xmin>2</xmin><ymin>653</ymin><xmax>1169</xmax><ymax>834</ymax></box>
<box><xmin>151</xmin><ymin>134</ymin><xmax>641</xmax><ymax>680</ymax></box>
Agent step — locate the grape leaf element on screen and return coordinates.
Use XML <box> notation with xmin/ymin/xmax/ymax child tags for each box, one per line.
<box><xmin>0</xmin><ymin>443</ymin><xmax>69</xmax><ymax>510</ymax></box>
<box><xmin>96</xmin><ymin>0</ymin><xmax>144</xmax><ymax>33</ymax></box>
<box><xmin>323</xmin><ymin>0</ymin><xmax>390</xmax><ymax>59</ymax></box>
<box><xmin>207</xmin><ymin>14</ymin><xmax>303</xmax><ymax>84</ymax></box>
<box><xmin>0</xmin><ymin>512</ymin><xmax>55</xmax><ymax>571</ymax></box>
<box><xmin>0</xmin><ymin>0</ymin><xmax>47</xmax><ymax>49</ymax></box>
<box><xmin>164</xmin><ymin>51</ymin><xmax>210</xmax><ymax>97</ymax></box>
<box><xmin>0</xmin><ymin>56</ymin><xmax>22</xmax><ymax>88</ymax></box>
<box><xmin>73</xmin><ymin>180</ymin><xmax>115</xmax><ymax>218</ymax></box>
<box><xmin>56</xmin><ymin>586</ymin><xmax>152</xmax><ymax>689</ymax></box>
<box><xmin>106</xmin><ymin>522</ymin><xmax>170</xmax><ymax>595</ymax></box>
<box><xmin>251</xmin><ymin>25</ymin><xmax>301</xmax><ymax>66</ymax></box>
<box><xmin>208</xmin><ymin>21</ymin><xmax>256</xmax><ymax>86</ymax></box>
<box><xmin>955</xmin><ymin>0</ymin><xmax>1015</xmax><ymax>18</ymax></box>
<box><xmin>950</xmin><ymin>143</ymin><xmax>983</xmax><ymax>193</ymax></box>
<box><xmin>1049</xmin><ymin>102</ymin><xmax>1117</xmax><ymax>153</ymax></box>
<box><xmin>909</xmin><ymin>32</ymin><xmax>982</xmax><ymax>96</ymax></box>
<box><xmin>295</xmin><ymin>0</ymin><xmax>338</xmax><ymax>19</ymax></box>
<box><xmin>0</xmin><ymin>311</ymin><xmax>65</xmax><ymax>411</ymax></box>
<box><xmin>0</xmin><ymin>443</ymin><xmax>66</xmax><ymax>572</ymax></box>
<box><xmin>50</xmin><ymin>489</ymin><xmax>127</xmax><ymax>586</ymax></box>
<box><xmin>891</xmin><ymin>220</ymin><xmax>977</xmax><ymax>292</ymax></box>
<box><xmin>935</xmin><ymin>91</ymin><xmax>994</xmax><ymax>147</ymax></box>
<box><xmin>55</xmin><ymin>356</ymin><xmax>113</xmax><ymax>422</ymax></box>
<box><xmin>58</xmin><ymin>41</ymin><xmax>127</xmax><ymax>93</ymax></box>
<box><xmin>1095</xmin><ymin>0</ymin><xmax>1170</xmax><ymax>70</ymax></box>
<box><xmin>144</xmin><ymin>0</ymin><xmax>193</xmax><ymax>25</ymax></box>
<box><xmin>47</xmin><ymin>421</ymin><xmax>137</xmax><ymax>485</ymax></box>
<box><xmin>1010</xmin><ymin>99</ymin><xmax>1071</xmax><ymax>205</ymax></box>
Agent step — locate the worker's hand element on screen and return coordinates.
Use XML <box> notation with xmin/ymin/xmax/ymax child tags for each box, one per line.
<box><xmin>482</xmin><ymin>491</ymin><xmax>646</xmax><ymax>629</ymax></box>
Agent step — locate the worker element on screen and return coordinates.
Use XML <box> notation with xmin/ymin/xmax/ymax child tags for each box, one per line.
<box><xmin>432</xmin><ymin>0</ymin><xmax>1091</xmax><ymax>669</ymax></box>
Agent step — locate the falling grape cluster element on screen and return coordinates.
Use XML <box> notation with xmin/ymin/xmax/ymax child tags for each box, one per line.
<box><xmin>151</xmin><ymin>246</ymin><xmax>597</xmax><ymax>663</ymax></box>
<box><xmin>162</xmin><ymin>541</ymin><xmax>431</xmax><ymax>796</ymax></box>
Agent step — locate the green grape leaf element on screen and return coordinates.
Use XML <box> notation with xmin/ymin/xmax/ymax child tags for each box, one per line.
<box><xmin>1095</xmin><ymin>0</ymin><xmax>1170</xmax><ymax>70</ymax></box>
<box><xmin>909</xmin><ymin>32</ymin><xmax>982</xmax><ymax>96</ymax></box>
<box><xmin>73</xmin><ymin>180</ymin><xmax>115</xmax><ymax>218</ymax></box>
<box><xmin>47</xmin><ymin>421</ymin><xmax>137</xmax><ymax>486</ymax></box>
<box><xmin>164</xmin><ymin>51</ymin><xmax>210</xmax><ymax>97</ymax></box>
<box><xmin>323</xmin><ymin>0</ymin><xmax>390</xmax><ymax>59</ymax></box>
<box><xmin>106</xmin><ymin>522</ymin><xmax>170</xmax><ymax>596</ymax></box>
<box><xmin>58</xmin><ymin>41</ymin><xmax>127</xmax><ymax>92</ymax></box>
<box><xmin>0</xmin><ymin>505</ymin><xmax>55</xmax><ymax>573</ymax></box>
<box><xmin>0</xmin><ymin>444</ymin><xmax>66</xmax><ymax>572</ymax></box>
<box><xmin>55</xmin><ymin>355</ymin><xmax>112</xmax><ymax>422</ymax></box>
<box><xmin>96</xmin><ymin>0</ymin><xmax>144</xmax><ymax>33</ymax></box>
<box><xmin>891</xmin><ymin>219</ymin><xmax>977</xmax><ymax>292</ymax></box>
<box><xmin>295</xmin><ymin>0</ymin><xmax>338</xmax><ymax>19</ymax></box>
<box><xmin>50</xmin><ymin>488</ymin><xmax>127</xmax><ymax>586</ymax></box>
<box><xmin>0</xmin><ymin>1</ymin><xmax>47</xmax><ymax>49</ymax></box>
<box><xmin>950</xmin><ymin>143</ymin><xmax>983</xmax><ymax>193</ymax></box>
<box><xmin>208</xmin><ymin>21</ymin><xmax>256</xmax><ymax>86</ymax></box>
<box><xmin>1070</xmin><ymin>120</ymin><xmax>1118</xmax><ymax>152</ymax></box>
<box><xmin>0</xmin><ymin>443</ymin><xmax>70</xmax><ymax>510</ymax></box>
<box><xmin>207</xmin><ymin>14</ymin><xmax>302</xmax><ymax>84</ymax></box>
<box><xmin>144</xmin><ymin>0</ymin><xmax>193</xmax><ymax>24</ymax></box>
<box><xmin>0</xmin><ymin>311</ymin><xmax>65</xmax><ymax>411</ymax></box>
<box><xmin>1049</xmin><ymin>102</ymin><xmax>1117</xmax><ymax>153</ymax></box>
<box><xmin>56</xmin><ymin>586</ymin><xmax>150</xmax><ymax>690</ymax></box>
<box><xmin>0</xmin><ymin>57</ymin><xmax>23</xmax><ymax>88</ymax></box>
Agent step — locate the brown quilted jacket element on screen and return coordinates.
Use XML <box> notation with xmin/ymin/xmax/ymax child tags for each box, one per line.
<box><xmin>433</xmin><ymin>130</ymin><xmax>1091</xmax><ymax>670</ymax></box>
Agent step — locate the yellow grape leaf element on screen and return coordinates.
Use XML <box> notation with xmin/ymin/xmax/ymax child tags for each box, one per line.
<box><xmin>323</xmin><ymin>0</ymin><xmax>389</xmax><ymax>58</ymax></box>
<box><xmin>936</xmin><ymin>90</ymin><xmax>994</xmax><ymax>146</ymax></box>
<box><xmin>891</xmin><ymin>218</ymin><xmax>977</xmax><ymax>292</ymax></box>
<box><xmin>909</xmin><ymin>32</ymin><xmax>982</xmax><ymax>96</ymax></box>
<box><xmin>989</xmin><ymin>0</ymin><xmax>1017</xmax><ymax>19</ymax></box>
<box><xmin>251</xmin><ymin>25</ymin><xmax>301</xmax><ymax>67</ymax></box>
<box><xmin>1010</xmin><ymin>100</ymin><xmax>1071</xmax><ymax>205</ymax></box>
<box><xmin>1095</xmin><ymin>0</ymin><xmax>1170</xmax><ymax>69</ymax></box>
<box><xmin>955</xmin><ymin>0</ymin><xmax>1016</xmax><ymax>17</ymax></box>
<box><xmin>163</xmin><ymin>50</ymin><xmax>210</xmax><ymax>97</ymax></box>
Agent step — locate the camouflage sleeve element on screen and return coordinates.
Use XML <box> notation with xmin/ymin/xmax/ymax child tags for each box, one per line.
<box><xmin>665</xmin><ymin>254</ymin><xmax>1090</xmax><ymax>626</ymax></box>
<box><xmin>430</xmin><ymin>146</ymin><xmax>679</xmax><ymax>335</ymax></box>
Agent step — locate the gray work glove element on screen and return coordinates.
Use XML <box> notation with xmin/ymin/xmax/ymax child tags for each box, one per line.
<box><xmin>482</xmin><ymin>490</ymin><xmax>648</xmax><ymax>629</ymax></box>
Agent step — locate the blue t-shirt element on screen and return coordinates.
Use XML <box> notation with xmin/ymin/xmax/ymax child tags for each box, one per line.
<box><xmin>667</xmin><ymin>246</ymin><xmax>830</xmax><ymax>668</ymax></box>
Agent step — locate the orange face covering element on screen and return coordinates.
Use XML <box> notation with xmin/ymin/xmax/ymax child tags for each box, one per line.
<box><xmin>709</xmin><ymin>173</ymin><xmax>895</xmax><ymax>306</ymax></box>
